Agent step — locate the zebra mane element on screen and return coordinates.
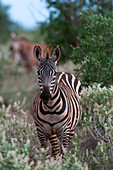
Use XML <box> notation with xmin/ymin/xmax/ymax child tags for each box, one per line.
<box><xmin>46</xmin><ymin>48</ymin><xmax>50</xmax><ymax>59</ymax></box>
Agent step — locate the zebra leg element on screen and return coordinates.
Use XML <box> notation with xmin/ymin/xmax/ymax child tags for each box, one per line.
<box><xmin>63</xmin><ymin>129</ymin><xmax>75</xmax><ymax>150</ymax></box>
<box><xmin>62</xmin><ymin>133</ymin><xmax>70</xmax><ymax>151</ymax></box>
<box><xmin>62</xmin><ymin>120</ymin><xmax>72</xmax><ymax>151</ymax></box>
<box><xmin>69</xmin><ymin>129</ymin><xmax>75</xmax><ymax>141</ymax></box>
<box><xmin>49</xmin><ymin>134</ymin><xmax>61</xmax><ymax>157</ymax></box>
<box><xmin>58</xmin><ymin>119</ymin><xmax>72</xmax><ymax>153</ymax></box>
<box><xmin>38</xmin><ymin>136</ymin><xmax>48</xmax><ymax>149</ymax></box>
<box><xmin>38</xmin><ymin>134</ymin><xmax>50</xmax><ymax>157</ymax></box>
<box><xmin>35</xmin><ymin>122</ymin><xmax>48</xmax><ymax>149</ymax></box>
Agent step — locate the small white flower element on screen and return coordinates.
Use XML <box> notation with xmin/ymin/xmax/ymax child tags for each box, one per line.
<box><xmin>86</xmin><ymin>149</ymin><xmax>89</xmax><ymax>157</ymax></box>
<box><xmin>100</xmin><ymin>146</ymin><xmax>103</xmax><ymax>152</ymax></box>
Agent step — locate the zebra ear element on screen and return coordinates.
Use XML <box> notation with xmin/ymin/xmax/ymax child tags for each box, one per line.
<box><xmin>52</xmin><ymin>45</ymin><xmax>61</xmax><ymax>63</ymax></box>
<box><xmin>34</xmin><ymin>45</ymin><xmax>42</xmax><ymax>61</ymax></box>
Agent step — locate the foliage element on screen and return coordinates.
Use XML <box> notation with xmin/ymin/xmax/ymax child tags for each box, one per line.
<box><xmin>0</xmin><ymin>1</ymin><xmax>46</xmax><ymax>44</ymax></box>
<box><xmin>15</xmin><ymin>28</ymin><xmax>46</xmax><ymax>44</ymax></box>
<box><xmin>79</xmin><ymin>84</ymin><xmax>113</xmax><ymax>169</ymax></box>
<box><xmin>0</xmin><ymin>102</ymin><xmax>35</xmax><ymax>169</ymax></box>
<box><xmin>0</xmin><ymin>84</ymin><xmax>113</xmax><ymax>169</ymax></box>
<box><xmin>0</xmin><ymin>43</ymin><xmax>113</xmax><ymax>169</ymax></box>
<box><xmin>0</xmin><ymin>50</ymin><xmax>21</xmax><ymax>88</ymax></box>
<box><xmin>41</xmin><ymin>0</ymin><xmax>113</xmax><ymax>60</ymax></box>
<box><xmin>0</xmin><ymin>99</ymin><xmax>86</xmax><ymax>170</ymax></box>
<box><xmin>0</xmin><ymin>47</ymin><xmax>37</xmax><ymax>109</ymax></box>
<box><xmin>0</xmin><ymin>1</ymin><xmax>18</xmax><ymax>43</ymax></box>
<box><xmin>72</xmin><ymin>9</ymin><xmax>113</xmax><ymax>86</ymax></box>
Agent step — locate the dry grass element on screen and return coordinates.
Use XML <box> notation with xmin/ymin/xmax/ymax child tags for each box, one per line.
<box><xmin>57</xmin><ymin>60</ymin><xmax>75</xmax><ymax>73</ymax></box>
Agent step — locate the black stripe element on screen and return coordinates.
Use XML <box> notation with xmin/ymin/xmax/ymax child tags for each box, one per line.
<box><xmin>46</xmin><ymin>96</ymin><xmax>60</xmax><ymax>109</ymax></box>
<box><xmin>36</xmin><ymin>108</ymin><xmax>69</xmax><ymax>127</ymax></box>
<box><xmin>52</xmin><ymin>84</ymin><xmax>58</xmax><ymax>97</ymax></box>
<box><xmin>49</xmin><ymin>135</ymin><xmax>57</xmax><ymax>140</ymax></box>
<box><xmin>40</xmin><ymin>90</ymin><xmax>66</xmax><ymax>115</ymax></box>
<box><xmin>71</xmin><ymin>95</ymin><xmax>79</xmax><ymax>128</ymax></box>
<box><xmin>35</xmin><ymin>120</ymin><xmax>45</xmax><ymax>128</ymax></box>
<box><xmin>67</xmin><ymin>73</ymin><xmax>72</xmax><ymax>87</ymax></box>
<box><xmin>62</xmin><ymin>73</ymin><xmax>70</xmax><ymax>88</ymax></box>
<box><xmin>78</xmin><ymin>85</ymin><xmax>82</xmax><ymax>95</ymax></box>
<box><xmin>50</xmin><ymin>142</ymin><xmax>58</xmax><ymax>146</ymax></box>
<box><xmin>74</xmin><ymin>78</ymin><xmax>78</xmax><ymax>90</ymax></box>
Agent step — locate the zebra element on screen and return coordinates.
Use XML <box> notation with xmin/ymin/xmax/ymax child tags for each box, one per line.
<box><xmin>33</xmin><ymin>45</ymin><xmax>82</xmax><ymax>157</ymax></box>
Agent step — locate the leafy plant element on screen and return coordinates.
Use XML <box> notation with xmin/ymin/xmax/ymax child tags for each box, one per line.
<box><xmin>0</xmin><ymin>99</ymin><xmax>86</xmax><ymax>170</ymax></box>
<box><xmin>0</xmin><ymin>1</ymin><xmax>18</xmax><ymax>43</ymax></box>
<box><xmin>0</xmin><ymin>83</ymin><xmax>113</xmax><ymax>169</ymax></box>
<box><xmin>79</xmin><ymin>84</ymin><xmax>113</xmax><ymax>169</ymax></box>
<box><xmin>41</xmin><ymin>1</ymin><xmax>113</xmax><ymax>61</ymax></box>
<box><xmin>72</xmin><ymin>9</ymin><xmax>113</xmax><ymax>86</ymax></box>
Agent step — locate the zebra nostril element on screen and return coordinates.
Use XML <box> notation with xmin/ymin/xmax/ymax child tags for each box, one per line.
<box><xmin>40</xmin><ymin>92</ymin><xmax>51</xmax><ymax>102</ymax></box>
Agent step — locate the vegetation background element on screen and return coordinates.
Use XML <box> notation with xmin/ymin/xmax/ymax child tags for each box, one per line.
<box><xmin>0</xmin><ymin>0</ymin><xmax>113</xmax><ymax>169</ymax></box>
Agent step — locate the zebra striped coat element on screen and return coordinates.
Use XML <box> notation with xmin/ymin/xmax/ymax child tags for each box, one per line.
<box><xmin>33</xmin><ymin>45</ymin><xmax>82</xmax><ymax>156</ymax></box>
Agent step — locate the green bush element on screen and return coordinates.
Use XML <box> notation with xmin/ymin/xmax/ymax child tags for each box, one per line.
<box><xmin>72</xmin><ymin>9</ymin><xmax>113</xmax><ymax>86</ymax></box>
<box><xmin>41</xmin><ymin>1</ymin><xmax>113</xmax><ymax>61</ymax></box>
<box><xmin>0</xmin><ymin>1</ymin><xmax>18</xmax><ymax>43</ymax></box>
<box><xmin>79</xmin><ymin>84</ymin><xmax>113</xmax><ymax>169</ymax></box>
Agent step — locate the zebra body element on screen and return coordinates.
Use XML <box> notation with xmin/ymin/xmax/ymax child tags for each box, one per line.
<box><xmin>33</xmin><ymin>46</ymin><xmax>82</xmax><ymax>156</ymax></box>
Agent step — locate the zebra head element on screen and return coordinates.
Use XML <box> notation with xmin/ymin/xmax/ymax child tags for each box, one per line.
<box><xmin>34</xmin><ymin>45</ymin><xmax>61</xmax><ymax>102</ymax></box>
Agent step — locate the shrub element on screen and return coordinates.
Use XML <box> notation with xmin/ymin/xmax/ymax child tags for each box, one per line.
<box><xmin>72</xmin><ymin>9</ymin><xmax>113</xmax><ymax>86</ymax></box>
<box><xmin>0</xmin><ymin>98</ymin><xmax>85</xmax><ymax>170</ymax></box>
<box><xmin>0</xmin><ymin>84</ymin><xmax>112</xmax><ymax>169</ymax></box>
<box><xmin>79</xmin><ymin>84</ymin><xmax>113</xmax><ymax>169</ymax></box>
<box><xmin>0</xmin><ymin>101</ymin><xmax>35</xmax><ymax>169</ymax></box>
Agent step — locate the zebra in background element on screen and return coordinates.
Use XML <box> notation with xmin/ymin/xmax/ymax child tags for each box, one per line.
<box><xmin>33</xmin><ymin>45</ymin><xmax>82</xmax><ymax>157</ymax></box>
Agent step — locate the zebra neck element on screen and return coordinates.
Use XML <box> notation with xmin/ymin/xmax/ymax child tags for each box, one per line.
<box><xmin>41</xmin><ymin>83</ymin><xmax>67</xmax><ymax>114</ymax></box>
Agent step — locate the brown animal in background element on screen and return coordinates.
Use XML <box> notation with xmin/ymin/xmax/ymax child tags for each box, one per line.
<box><xmin>10</xmin><ymin>33</ymin><xmax>48</xmax><ymax>72</ymax></box>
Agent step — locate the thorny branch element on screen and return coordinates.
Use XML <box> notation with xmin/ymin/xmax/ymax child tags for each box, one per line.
<box><xmin>90</xmin><ymin>112</ymin><xmax>113</xmax><ymax>144</ymax></box>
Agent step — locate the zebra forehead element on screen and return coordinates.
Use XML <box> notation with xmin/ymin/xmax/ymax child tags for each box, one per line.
<box><xmin>38</xmin><ymin>59</ymin><xmax>56</xmax><ymax>71</ymax></box>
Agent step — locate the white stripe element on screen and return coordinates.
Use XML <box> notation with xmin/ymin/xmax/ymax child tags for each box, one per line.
<box><xmin>71</xmin><ymin>74</ymin><xmax>76</xmax><ymax>93</ymax></box>
<box><xmin>76</xmin><ymin>80</ymin><xmax>81</xmax><ymax>98</ymax></box>
<box><xmin>57</xmin><ymin>72</ymin><xmax>65</xmax><ymax>83</ymax></box>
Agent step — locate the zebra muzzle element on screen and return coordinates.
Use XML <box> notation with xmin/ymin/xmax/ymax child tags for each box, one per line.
<box><xmin>40</xmin><ymin>85</ymin><xmax>51</xmax><ymax>102</ymax></box>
